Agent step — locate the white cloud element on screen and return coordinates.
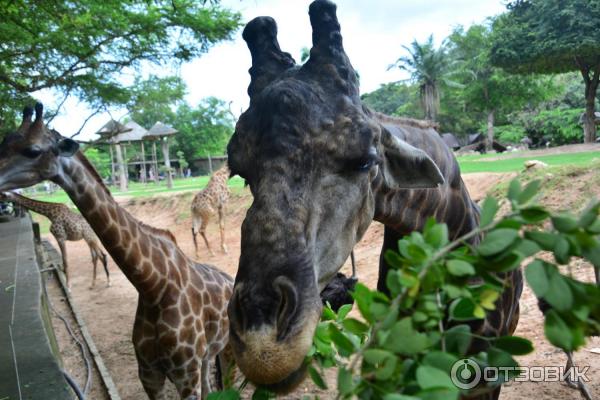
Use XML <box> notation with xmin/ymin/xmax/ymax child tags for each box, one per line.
<box><xmin>38</xmin><ymin>0</ymin><xmax>506</xmax><ymax>141</ymax></box>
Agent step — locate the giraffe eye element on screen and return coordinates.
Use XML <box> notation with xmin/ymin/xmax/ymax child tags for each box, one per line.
<box><xmin>21</xmin><ymin>146</ymin><xmax>42</xmax><ymax>159</ymax></box>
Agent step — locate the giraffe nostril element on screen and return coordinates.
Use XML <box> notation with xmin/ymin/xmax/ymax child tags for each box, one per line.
<box><xmin>274</xmin><ymin>276</ymin><xmax>299</xmax><ymax>341</ymax></box>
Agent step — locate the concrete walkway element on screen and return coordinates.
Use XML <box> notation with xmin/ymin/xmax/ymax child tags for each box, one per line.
<box><xmin>0</xmin><ymin>216</ymin><xmax>71</xmax><ymax>399</ymax></box>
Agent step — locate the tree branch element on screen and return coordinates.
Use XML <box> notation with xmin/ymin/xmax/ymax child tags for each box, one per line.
<box><xmin>70</xmin><ymin>107</ymin><xmax>104</xmax><ymax>139</ymax></box>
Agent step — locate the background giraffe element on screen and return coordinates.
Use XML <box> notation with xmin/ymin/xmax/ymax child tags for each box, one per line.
<box><xmin>0</xmin><ymin>104</ymin><xmax>235</xmax><ymax>399</ymax></box>
<box><xmin>191</xmin><ymin>164</ymin><xmax>230</xmax><ymax>257</ymax></box>
<box><xmin>0</xmin><ymin>191</ymin><xmax>109</xmax><ymax>290</ymax></box>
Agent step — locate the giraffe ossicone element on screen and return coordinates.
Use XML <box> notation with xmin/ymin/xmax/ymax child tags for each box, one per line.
<box><xmin>0</xmin><ymin>103</ymin><xmax>235</xmax><ymax>399</ymax></box>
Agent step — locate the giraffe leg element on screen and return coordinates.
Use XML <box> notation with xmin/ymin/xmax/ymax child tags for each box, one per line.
<box><xmin>218</xmin><ymin>206</ymin><xmax>228</xmax><ymax>254</ymax></box>
<box><xmin>138</xmin><ymin>363</ymin><xmax>168</xmax><ymax>400</ymax></box>
<box><xmin>100</xmin><ymin>251</ymin><xmax>110</xmax><ymax>287</ymax></box>
<box><xmin>199</xmin><ymin>216</ymin><xmax>215</xmax><ymax>256</ymax></box>
<box><xmin>192</xmin><ymin>217</ymin><xmax>200</xmax><ymax>257</ymax></box>
<box><xmin>89</xmin><ymin>244</ymin><xmax>98</xmax><ymax>289</ymax></box>
<box><xmin>200</xmin><ymin>358</ymin><xmax>213</xmax><ymax>399</ymax></box>
<box><xmin>57</xmin><ymin>240</ymin><xmax>71</xmax><ymax>291</ymax></box>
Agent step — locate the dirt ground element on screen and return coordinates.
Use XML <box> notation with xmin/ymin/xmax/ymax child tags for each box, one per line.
<box><xmin>44</xmin><ymin>166</ymin><xmax>600</xmax><ymax>399</ymax></box>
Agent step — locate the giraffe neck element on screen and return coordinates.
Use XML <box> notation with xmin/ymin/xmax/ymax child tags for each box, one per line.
<box><xmin>54</xmin><ymin>152</ymin><xmax>183</xmax><ymax>301</ymax></box>
<box><xmin>371</xmin><ymin>172</ymin><xmax>480</xmax><ymax>241</ymax></box>
<box><xmin>7</xmin><ymin>193</ymin><xmax>62</xmax><ymax>219</ymax></box>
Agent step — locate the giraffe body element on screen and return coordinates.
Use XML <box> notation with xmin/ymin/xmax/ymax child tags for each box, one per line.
<box><xmin>1</xmin><ymin>192</ymin><xmax>109</xmax><ymax>289</ymax></box>
<box><xmin>191</xmin><ymin>164</ymin><xmax>230</xmax><ymax>256</ymax></box>
<box><xmin>0</xmin><ymin>104</ymin><xmax>234</xmax><ymax>399</ymax></box>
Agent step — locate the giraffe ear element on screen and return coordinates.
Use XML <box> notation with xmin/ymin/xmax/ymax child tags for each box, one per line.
<box><xmin>380</xmin><ymin>126</ymin><xmax>445</xmax><ymax>189</ymax></box>
<box><xmin>57</xmin><ymin>138</ymin><xmax>79</xmax><ymax>157</ymax></box>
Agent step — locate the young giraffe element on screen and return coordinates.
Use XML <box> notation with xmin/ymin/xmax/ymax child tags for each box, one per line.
<box><xmin>191</xmin><ymin>164</ymin><xmax>230</xmax><ymax>257</ymax></box>
<box><xmin>0</xmin><ymin>104</ymin><xmax>234</xmax><ymax>399</ymax></box>
<box><xmin>0</xmin><ymin>191</ymin><xmax>109</xmax><ymax>289</ymax></box>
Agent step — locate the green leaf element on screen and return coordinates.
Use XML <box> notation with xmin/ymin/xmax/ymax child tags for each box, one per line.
<box><xmin>480</xmin><ymin>196</ymin><xmax>499</xmax><ymax>226</ymax></box>
<box><xmin>342</xmin><ymin>318</ymin><xmax>369</xmax><ymax>336</ymax></box>
<box><xmin>494</xmin><ymin>336</ymin><xmax>534</xmax><ymax>355</ymax></box>
<box><xmin>422</xmin><ymin>351</ymin><xmax>459</xmax><ymax>373</ymax></box>
<box><xmin>416</xmin><ymin>366</ymin><xmax>455</xmax><ymax>390</ymax></box>
<box><xmin>386</xmin><ymin>270</ymin><xmax>404</xmax><ymax>296</ymax></box>
<box><xmin>384</xmin><ymin>318</ymin><xmax>429</xmax><ymax>355</ymax></box>
<box><xmin>552</xmin><ymin>215</ymin><xmax>579</xmax><ymax>233</ymax></box>
<box><xmin>525</xmin><ymin>260</ymin><xmax>550</xmax><ymax>297</ymax></box>
<box><xmin>553</xmin><ymin>236</ymin><xmax>571</xmax><ymax>265</ymax></box>
<box><xmin>545</xmin><ymin>270</ymin><xmax>573</xmax><ymax>311</ymax></box>
<box><xmin>445</xmin><ymin>325</ymin><xmax>472</xmax><ymax>356</ymax></box>
<box><xmin>337</xmin><ymin>304</ymin><xmax>353</xmax><ymax>320</ymax></box>
<box><xmin>447</xmin><ymin>260</ymin><xmax>475</xmax><ymax>276</ymax></box>
<box><xmin>375</xmin><ymin>355</ymin><xmax>398</xmax><ymax>380</ymax></box>
<box><xmin>425</xmin><ymin>222</ymin><xmax>449</xmax><ymax>248</ymax></box>
<box><xmin>207</xmin><ymin>389</ymin><xmax>241</xmax><ymax>400</ymax></box>
<box><xmin>338</xmin><ymin>367</ymin><xmax>354</xmax><ymax>396</ymax></box>
<box><xmin>352</xmin><ymin>283</ymin><xmax>373</xmax><ymax>323</ymax></box>
<box><xmin>525</xmin><ymin>230</ymin><xmax>559</xmax><ymax>251</ymax></box>
<box><xmin>383</xmin><ymin>395</ymin><xmax>420</xmax><ymax>400</ymax></box>
<box><xmin>449</xmin><ymin>298</ymin><xmax>477</xmax><ymax>321</ymax></box>
<box><xmin>578</xmin><ymin>200</ymin><xmax>600</xmax><ymax>228</ymax></box>
<box><xmin>252</xmin><ymin>388</ymin><xmax>273</xmax><ymax>400</ymax></box>
<box><xmin>308</xmin><ymin>366</ymin><xmax>328</xmax><ymax>390</ymax></box>
<box><xmin>544</xmin><ymin>310</ymin><xmax>575</xmax><ymax>351</ymax></box>
<box><xmin>507</xmin><ymin>179</ymin><xmax>521</xmax><ymax>201</ymax></box>
<box><xmin>328</xmin><ymin>324</ymin><xmax>356</xmax><ymax>356</ymax></box>
<box><xmin>478</xmin><ymin>229</ymin><xmax>519</xmax><ymax>256</ymax></box>
<box><xmin>520</xmin><ymin>206</ymin><xmax>550</xmax><ymax>223</ymax></box>
<box><xmin>513</xmin><ymin>239</ymin><xmax>541</xmax><ymax>258</ymax></box>
<box><xmin>363</xmin><ymin>349</ymin><xmax>394</xmax><ymax>364</ymax></box>
<box><xmin>479</xmin><ymin>289</ymin><xmax>499</xmax><ymax>310</ymax></box>
<box><xmin>517</xmin><ymin>179</ymin><xmax>541</xmax><ymax>205</ymax></box>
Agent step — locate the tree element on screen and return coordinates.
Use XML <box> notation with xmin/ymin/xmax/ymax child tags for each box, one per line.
<box><xmin>127</xmin><ymin>75</ymin><xmax>187</xmax><ymax>128</ymax></box>
<box><xmin>449</xmin><ymin>24</ymin><xmax>551</xmax><ymax>149</ymax></box>
<box><xmin>171</xmin><ymin>97</ymin><xmax>234</xmax><ymax>162</ymax></box>
<box><xmin>490</xmin><ymin>0</ymin><xmax>600</xmax><ymax>143</ymax></box>
<box><xmin>0</xmin><ymin>0</ymin><xmax>241</xmax><ymax>119</ymax></box>
<box><xmin>361</xmin><ymin>82</ymin><xmax>417</xmax><ymax>116</ymax></box>
<box><xmin>389</xmin><ymin>35</ymin><xmax>460</xmax><ymax>121</ymax></box>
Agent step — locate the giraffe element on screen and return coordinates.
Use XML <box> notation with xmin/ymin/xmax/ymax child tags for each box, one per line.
<box><xmin>191</xmin><ymin>164</ymin><xmax>230</xmax><ymax>257</ymax></box>
<box><xmin>0</xmin><ymin>191</ymin><xmax>110</xmax><ymax>290</ymax></box>
<box><xmin>225</xmin><ymin>1</ymin><xmax>522</xmax><ymax>398</ymax></box>
<box><xmin>0</xmin><ymin>104</ymin><xmax>235</xmax><ymax>399</ymax></box>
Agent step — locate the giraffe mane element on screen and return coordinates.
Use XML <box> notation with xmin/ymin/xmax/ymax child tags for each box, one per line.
<box><xmin>139</xmin><ymin>222</ymin><xmax>178</xmax><ymax>245</ymax></box>
<box><xmin>75</xmin><ymin>151</ymin><xmax>112</xmax><ymax>197</ymax></box>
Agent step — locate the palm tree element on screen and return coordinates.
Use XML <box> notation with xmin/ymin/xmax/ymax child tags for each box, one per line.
<box><xmin>389</xmin><ymin>35</ymin><xmax>460</xmax><ymax>121</ymax></box>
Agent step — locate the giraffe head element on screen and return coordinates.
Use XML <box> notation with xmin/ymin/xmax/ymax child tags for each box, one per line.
<box><xmin>0</xmin><ymin>103</ymin><xmax>79</xmax><ymax>191</ymax></box>
<box><xmin>227</xmin><ymin>0</ymin><xmax>444</xmax><ymax>391</ymax></box>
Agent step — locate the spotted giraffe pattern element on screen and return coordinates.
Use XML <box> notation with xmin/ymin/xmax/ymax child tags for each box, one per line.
<box><xmin>191</xmin><ymin>164</ymin><xmax>230</xmax><ymax>256</ymax></box>
<box><xmin>0</xmin><ymin>105</ymin><xmax>235</xmax><ymax>399</ymax></box>
<box><xmin>0</xmin><ymin>191</ymin><xmax>110</xmax><ymax>289</ymax></box>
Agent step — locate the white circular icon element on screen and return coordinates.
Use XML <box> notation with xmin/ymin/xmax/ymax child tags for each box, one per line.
<box><xmin>451</xmin><ymin>358</ymin><xmax>481</xmax><ymax>390</ymax></box>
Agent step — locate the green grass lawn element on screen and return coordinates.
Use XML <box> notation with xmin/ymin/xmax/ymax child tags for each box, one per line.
<box><xmin>26</xmin><ymin>175</ymin><xmax>246</xmax><ymax>205</ymax></box>
<box><xmin>457</xmin><ymin>150</ymin><xmax>600</xmax><ymax>173</ymax></box>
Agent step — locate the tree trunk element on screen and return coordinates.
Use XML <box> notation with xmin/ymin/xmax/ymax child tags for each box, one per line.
<box><xmin>114</xmin><ymin>143</ymin><xmax>127</xmax><ymax>192</ymax></box>
<box><xmin>161</xmin><ymin>138</ymin><xmax>173</xmax><ymax>189</ymax></box>
<box><xmin>108</xmin><ymin>144</ymin><xmax>115</xmax><ymax>186</ymax></box>
<box><xmin>486</xmin><ymin>109</ymin><xmax>495</xmax><ymax>152</ymax></box>
<box><xmin>584</xmin><ymin>87</ymin><xmax>597</xmax><ymax>143</ymax></box>
<box><xmin>578</xmin><ymin>62</ymin><xmax>599</xmax><ymax>143</ymax></box>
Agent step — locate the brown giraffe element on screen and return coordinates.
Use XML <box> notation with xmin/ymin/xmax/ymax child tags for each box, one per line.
<box><xmin>191</xmin><ymin>164</ymin><xmax>230</xmax><ymax>257</ymax></box>
<box><xmin>0</xmin><ymin>191</ymin><xmax>110</xmax><ymax>290</ymax></box>
<box><xmin>225</xmin><ymin>2</ymin><xmax>522</xmax><ymax>399</ymax></box>
<box><xmin>0</xmin><ymin>104</ymin><xmax>234</xmax><ymax>399</ymax></box>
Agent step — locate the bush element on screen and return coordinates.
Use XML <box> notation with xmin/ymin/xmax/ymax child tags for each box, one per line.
<box><xmin>525</xmin><ymin>108</ymin><xmax>583</xmax><ymax>146</ymax></box>
<box><xmin>210</xmin><ymin>180</ymin><xmax>600</xmax><ymax>400</ymax></box>
<box><xmin>496</xmin><ymin>125</ymin><xmax>527</xmax><ymax>144</ymax></box>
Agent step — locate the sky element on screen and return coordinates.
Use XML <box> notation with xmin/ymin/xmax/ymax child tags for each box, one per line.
<box><xmin>37</xmin><ymin>0</ymin><xmax>507</xmax><ymax>141</ymax></box>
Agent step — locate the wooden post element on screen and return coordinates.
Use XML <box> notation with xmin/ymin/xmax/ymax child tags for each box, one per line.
<box><xmin>161</xmin><ymin>137</ymin><xmax>173</xmax><ymax>189</ymax></box>
<box><xmin>208</xmin><ymin>153</ymin><xmax>213</xmax><ymax>174</ymax></box>
<box><xmin>152</xmin><ymin>141</ymin><xmax>159</xmax><ymax>184</ymax></box>
<box><xmin>114</xmin><ymin>143</ymin><xmax>127</xmax><ymax>192</ymax></box>
<box><xmin>140</xmin><ymin>142</ymin><xmax>147</xmax><ymax>184</ymax></box>
<box><xmin>108</xmin><ymin>144</ymin><xmax>116</xmax><ymax>186</ymax></box>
